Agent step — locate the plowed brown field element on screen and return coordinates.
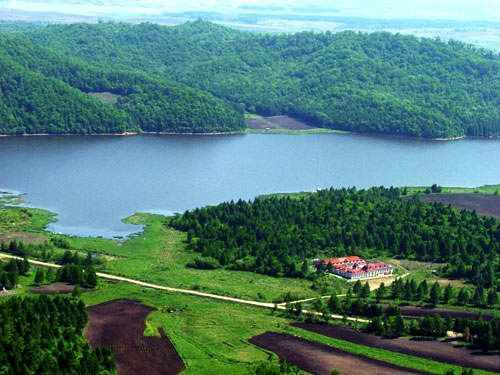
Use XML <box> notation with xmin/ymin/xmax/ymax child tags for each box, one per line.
<box><xmin>293</xmin><ymin>323</ymin><xmax>500</xmax><ymax>373</ymax></box>
<box><xmin>250</xmin><ymin>332</ymin><xmax>423</xmax><ymax>375</ymax></box>
<box><xmin>85</xmin><ymin>299</ymin><xmax>184</xmax><ymax>375</ymax></box>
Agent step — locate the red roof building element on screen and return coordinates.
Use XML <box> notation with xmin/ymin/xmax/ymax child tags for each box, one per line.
<box><xmin>316</xmin><ymin>257</ymin><xmax>393</xmax><ymax>280</ymax></box>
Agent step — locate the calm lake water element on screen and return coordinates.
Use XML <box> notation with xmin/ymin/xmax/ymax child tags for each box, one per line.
<box><xmin>1</xmin><ymin>133</ymin><xmax>500</xmax><ymax>237</ymax></box>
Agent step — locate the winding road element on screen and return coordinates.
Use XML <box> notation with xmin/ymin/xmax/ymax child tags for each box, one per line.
<box><xmin>0</xmin><ymin>252</ymin><xmax>368</xmax><ymax>323</ymax></box>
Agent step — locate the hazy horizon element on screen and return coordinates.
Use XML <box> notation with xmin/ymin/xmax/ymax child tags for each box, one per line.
<box><xmin>0</xmin><ymin>0</ymin><xmax>499</xmax><ymax>22</ymax></box>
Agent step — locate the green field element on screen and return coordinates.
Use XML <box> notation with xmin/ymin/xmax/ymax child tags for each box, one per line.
<box><xmin>80</xmin><ymin>281</ymin><xmax>496</xmax><ymax>375</ymax></box>
<box><xmin>59</xmin><ymin>213</ymin><xmax>318</xmax><ymax>302</ymax></box>
<box><xmin>1</xmin><ymin>186</ymin><xmax>499</xmax><ymax>374</ymax></box>
<box><xmin>406</xmin><ymin>184</ymin><xmax>500</xmax><ymax>195</ymax></box>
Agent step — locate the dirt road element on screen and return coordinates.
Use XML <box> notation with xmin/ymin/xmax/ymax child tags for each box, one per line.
<box><xmin>0</xmin><ymin>252</ymin><xmax>367</xmax><ymax>323</ymax></box>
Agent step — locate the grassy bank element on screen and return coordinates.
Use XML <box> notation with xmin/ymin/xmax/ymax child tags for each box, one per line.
<box><xmin>1</xmin><ymin>188</ymin><xmax>499</xmax><ymax>374</ymax></box>
<box><xmin>81</xmin><ymin>282</ymin><xmax>496</xmax><ymax>375</ymax></box>
<box><xmin>47</xmin><ymin>214</ymin><xmax>318</xmax><ymax>302</ymax></box>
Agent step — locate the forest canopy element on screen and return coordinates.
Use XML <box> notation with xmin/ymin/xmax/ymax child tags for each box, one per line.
<box><xmin>0</xmin><ymin>31</ymin><xmax>244</xmax><ymax>135</ymax></box>
<box><xmin>0</xmin><ymin>296</ymin><xmax>115</xmax><ymax>375</ymax></box>
<box><xmin>1</xmin><ymin>21</ymin><xmax>499</xmax><ymax>137</ymax></box>
<box><xmin>16</xmin><ymin>20</ymin><xmax>500</xmax><ymax>139</ymax></box>
<box><xmin>171</xmin><ymin>187</ymin><xmax>499</xmax><ymax>287</ymax></box>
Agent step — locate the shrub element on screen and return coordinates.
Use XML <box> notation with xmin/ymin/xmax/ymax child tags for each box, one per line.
<box><xmin>187</xmin><ymin>256</ymin><xmax>221</xmax><ymax>270</ymax></box>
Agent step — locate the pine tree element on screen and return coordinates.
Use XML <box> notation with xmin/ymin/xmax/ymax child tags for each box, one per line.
<box><xmin>46</xmin><ymin>268</ymin><xmax>55</xmax><ymax>282</ymax></box>
<box><xmin>20</xmin><ymin>257</ymin><xmax>30</xmax><ymax>275</ymax></box>
<box><xmin>472</xmin><ymin>287</ymin><xmax>486</xmax><ymax>307</ymax></box>
<box><xmin>84</xmin><ymin>267</ymin><xmax>98</xmax><ymax>289</ymax></box>
<box><xmin>443</xmin><ymin>284</ymin><xmax>454</xmax><ymax>304</ymax></box>
<box><xmin>392</xmin><ymin>314</ymin><xmax>406</xmax><ymax>338</ymax></box>
<box><xmin>353</xmin><ymin>280</ymin><xmax>362</xmax><ymax>295</ymax></box>
<box><xmin>72</xmin><ymin>285</ymin><xmax>82</xmax><ymax>298</ymax></box>
<box><xmin>403</xmin><ymin>279</ymin><xmax>413</xmax><ymax>301</ymax></box>
<box><xmin>376</xmin><ymin>283</ymin><xmax>386</xmax><ymax>302</ymax></box>
<box><xmin>478</xmin><ymin>323</ymin><xmax>495</xmax><ymax>352</ymax></box>
<box><xmin>456</xmin><ymin>288</ymin><xmax>470</xmax><ymax>306</ymax></box>
<box><xmin>360</xmin><ymin>283</ymin><xmax>370</xmax><ymax>299</ymax></box>
<box><xmin>487</xmin><ymin>289</ymin><xmax>498</xmax><ymax>307</ymax></box>
<box><xmin>417</xmin><ymin>280</ymin><xmax>429</xmax><ymax>301</ymax></box>
<box><xmin>429</xmin><ymin>282</ymin><xmax>441</xmax><ymax>306</ymax></box>
<box><xmin>300</xmin><ymin>260</ymin><xmax>309</xmax><ymax>277</ymax></box>
<box><xmin>84</xmin><ymin>252</ymin><xmax>93</xmax><ymax>267</ymax></box>
<box><xmin>328</xmin><ymin>294</ymin><xmax>340</xmax><ymax>313</ymax></box>
<box><xmin>34</xmin><ymin>268</ymin><xmax>45</xmax><ymax>286</ymax></box>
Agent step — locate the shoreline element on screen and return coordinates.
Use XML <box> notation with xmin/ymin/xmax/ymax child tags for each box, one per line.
<box><xmin>0</xmin><ymin>130</ymin><xmax>245</xmax><ymax>138</ymax></box>
<box><xmin>0</xmin><ymin>131</ymin><xmax>139</xmax><ymax>137</ymax></box>
<box><xmin>0</xmin><ymin>130</ymin><xmax>497</xmax><ymax>142</ymax></box>
<box><xmin>141</xmin><ymin>130</ymin><xmax>245</xmax><ymax>136</ymax></box>
<box><xmin>3</xmin><ymin>183</ymin><xmax>499</xmax><ymax>240</ymax></box>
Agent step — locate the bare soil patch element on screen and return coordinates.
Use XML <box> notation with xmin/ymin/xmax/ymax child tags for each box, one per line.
<box><xmin>294</xmin><ymin>323</ymin><xmax>500</xmax><ymax>373</ymax></box>
<box><xmin>397</xmin><ymin>306</ymin><xmax>494</xmax><ymax>321</ymax></box>
<box><xmin>88</xmin><ymin>92</ymin><xmax>121</xmax><ymax>105</ymax></box>
<box><xmin>250</xmin><ymin>332</ymin><xmax>422</xmax><ymax>375</ymax></box>
<box><xmin>246</xmin><ymin>115</ymin><xmax>315</xmax><ymax>130</ymax></box>
<box><xmin>31</xmin><ymin>282</ymin><xmax>75</xmax><ymax>294</ymax></box>
<box><xmin>85</xmin><ymin>299</ymin><xmax>184</xmax><ymax>375</ymax></box>
<box><xmin>0</xmin><ymin>231</ymin><xmax>47</xmax><ymax>245</ymax></box>
<box><xmin>421</xmin><ymin>193</ymin><xmax>500</xmax><ymax>219</ymax></box>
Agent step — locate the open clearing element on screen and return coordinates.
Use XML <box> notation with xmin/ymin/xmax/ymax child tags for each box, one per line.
<box><xmin>420</xmin><ymin>193</ymin><xmax>500</xmax><ymax>218</ymax></box>
<box><xmin>85</xmin><ymin>299</ymin><xmax>184</xmax><ymax>375</ymax></box>
<box><xmin>293</xmin><ymin>323</ymin><xmax>500</xmax><ymax>373</ymax></box>
<box><xmin>88</xmin><ymin>92</ymin><xmax>121</xmax><ymax>105</ymax></box>
<box><xmin>250</xmin><ymin>332</ymin><xmax>423</xmax><ymax>375</ymax></box>
<box><xmin>30</xmin><ymin>282</ymin><xmax>75</xmax><ymax>294</ymax></box>
<box><xmin>246</xmin><ymin>115</ymin><xmax>316</xmax><ymax>130</ymax></box>
<box><xmin>0</xmin><ymin>231</ymin><xmax>47</xmax><ymax>245</ymax></box>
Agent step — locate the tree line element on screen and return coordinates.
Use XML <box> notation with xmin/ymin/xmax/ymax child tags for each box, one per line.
<box><xmin>387</xmin><ymin>278</ymin><xmax>498</xmax><ymax>308</ymax></box>
<box><xmin>1</xmin><ymin>242</ymin><xmax>100</xmax><ymax>289</ymax></box>
<box><xmin>1</xmin><ymin>241</ymin><xmax>103</xmax><ymax>268</ymax></box>
<box><xmin>171</xmin><ymin>187</ymin><xmax>499</xmax><ymax>288</ymax></box>
<box><xmin>285</xmin><ymin>287</ymin><xmax>499</xmax><ymax>353</ymax></box>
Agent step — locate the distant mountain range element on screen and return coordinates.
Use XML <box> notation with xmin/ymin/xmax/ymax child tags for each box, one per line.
<box><xmin>0</xmin><ymin>21</ymin><xmax>499</xmax><ymax>138</ymax></box>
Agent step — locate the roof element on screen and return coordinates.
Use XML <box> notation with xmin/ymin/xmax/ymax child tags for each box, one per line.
<box><xmin>317</xmin><ymin>256</ymin><xmax>392</xmax><ymax>277</ymax></box>
<box><xmin>321</xmin><ymin>256</ymin><xmax>364</xmax><ymax>265</ymax></box>
<box><xmin>366</xmin><ymin>262</ymin><xmax>392</xmax><ymax>271</ymax></box>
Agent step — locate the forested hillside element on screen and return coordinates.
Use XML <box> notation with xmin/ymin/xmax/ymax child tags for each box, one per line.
<box><xmin>0</xmin><ymin>32</ymin><xmax>244</xmax><ymax>135</ymax></box>
<box><xmin>171</xmin><ymin>187</ymin><xmax>499</xmax><ymax>287</ymax></box>
<box><xmin>27</xmin><ymin>21</ymin><xmax>500</xmax><ymax>139</ymax></box>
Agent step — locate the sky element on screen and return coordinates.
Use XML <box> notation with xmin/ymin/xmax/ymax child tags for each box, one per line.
<box><xmin>0</xmin><ymin>0</ymin><xmax>499</xmax><ymax>21</ymax></box>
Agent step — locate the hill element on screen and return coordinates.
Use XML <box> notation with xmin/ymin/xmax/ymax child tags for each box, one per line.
<box><xmin>24</xmin><ymin>21</ymin><xmax>500</xmax><ymax>139</ymax></box>
<box><xmin>0</xmin><ymin>32</ymin><xmax>244</xmax><ymax>135</ymax></box>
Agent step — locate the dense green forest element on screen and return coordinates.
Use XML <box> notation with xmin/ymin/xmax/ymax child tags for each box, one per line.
<box><xmin>0</xmin><ymin>31</ymin><xmax>244</xmax><ymax>135</ymax></box>
<box><xmin>171</xmin><ymin>187</ymin><xmax>499</xmax><ymax>287</ymax></box>
<box><xmin>0</xmin><ymin>296</ymin><xmax>115</xmax><ymax>375</ymax></box>
<box><xmin>20</xmin><ymin>21</ymin><xmax>500</xmax><ymax>138</ymax></box>
<box><xmin>0</xmin><ymin>257</ymin><xmax>29</xmax><ymax>290</ymax></box>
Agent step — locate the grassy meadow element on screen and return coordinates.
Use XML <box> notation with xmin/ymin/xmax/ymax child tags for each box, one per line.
<box><xmin>1</xmin><ymin>187</ymin><xmax>499</xmax><ymax>374</ymax></box>
<box><xmin>80</xmin><ymin>281</ymin><xmax>496</xmax><ymax>375</ymax></box>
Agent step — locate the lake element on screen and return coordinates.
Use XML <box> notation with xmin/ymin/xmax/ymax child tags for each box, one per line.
<box><xmin>1</xmin><ymin>133</ymin><xmax>500</xmax><ymax>237</ymax></box>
